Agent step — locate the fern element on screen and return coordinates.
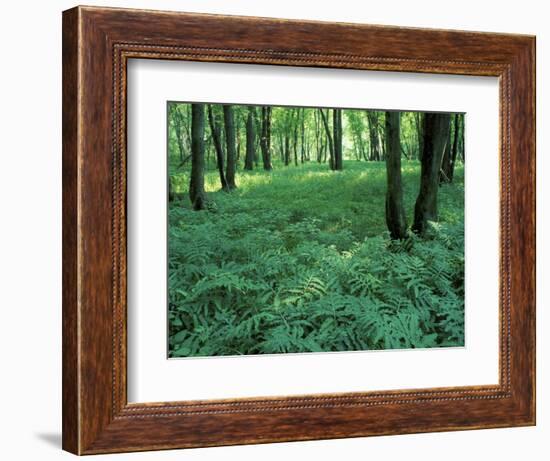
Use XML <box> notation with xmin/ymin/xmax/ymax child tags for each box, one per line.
<box><xmin>167</xmin><ymin>162</ymin><xmax>465</xmax><ymax>357</ymax></box>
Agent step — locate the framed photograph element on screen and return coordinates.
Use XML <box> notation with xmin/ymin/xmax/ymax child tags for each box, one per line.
<box><xmin>62</xmin><ymin>5</ymin><xmax>535</xmax><ymax>455</ymax></box>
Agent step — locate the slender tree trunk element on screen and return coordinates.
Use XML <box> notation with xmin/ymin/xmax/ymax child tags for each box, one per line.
<box><xmin>207</xmin><ymin>105</ymin><xmax>229</xmax><ymax>191</ymax></box>
<box><xmin>222</xmin><ymin>105</ymin><xmax>237</xmax><ymax>189</ymax></box>
<box><xmin>171</xmin><ymin>106</ymin><xmax>186</xmax><ymax>163</ymax></box>
<box><xmin>292</xmin><ymin>109</ymin><xmax>299</xmax><ymax>166</ymax></box>
<box><xmin>448</xmin><ymin>113</ymin><xmax>461</xmax><ymax>182</ymax></box>
<box><xmin>366</xmin><ymin>111</ymin><xmax>380</xmax><ymax>161</ymax></box>
<box><xmin>319</xmin><ymin>138</ymin><xmax>325</xmax><ymax>163</ymax></box>
<box><xmin>319</xmin><ymin>109</ymin><xmax>335</xmax><ymax>170</ymax></box>
<box><xmin>284</xmin><ymin>135</ymin><xmax>290</xmax><ymax>166</ymax></box>
<box><xmin>357</xmin><ymin>130</ymin><xmax>366</xmax><ymax>161</ymax></box>
<box><xmin>412</xmin><ymin>113</ymin><xmax>451</xmax><ymax>234</ymax></box>
<box><xmin>384</xmin><ymin>111</ymin><xmax>408</xmax><ymax>239</ymax></box>
<box><xmin>253</xmin><ymin>109</ymin><xmax>261</xmax><ymax>166</ymax></box>
<box><xmin>189</xmin><ymin>103</ymin><xmax>207</xmax><ymax>210</ymax></box>
<box><xmin>244</xmin><ymin>106</ymin><xmax>255</xmax><ymax>170</ymax></box>
<box><xmin>378</xmin><ymin>123</ymin><xmax>386</xmax><ymax>160</ymax></box>
<box><xmin>458</xmin><ymin>115</ymin><xmax>464</xmax><ymax>162</ymax></box>
<box><xmin>266</xmin><ymin>108</ymin><xmax>272</xmax><ymax>163</ymax></box>
<box><xmin>414</xmin><ymin>112</ymin><xmax>424</xmax><ymax>161</ymax></box>
<box><xmin>168</xmin><ymin>176</ymin><xmax>174</xmax><ymax>202</ymax></box>
<box><xmin>439</xmin><ymin>118</ymin><xmax>453</xmax><ymax>184</ymax></box>
<box><xmin>440</xmin><ymin>113</ymin><xmax>461</xmax><ymax>183</ymax></box>
<box><xmin>260</xmin><ymin>106</ymin><xmax>272</xmax><ymax>170</ymax></box>
<box><xmin>333</xmin><ymin>109</ymin><xmax>343</xmax><ymax>170</ymax></box>
<box><xmin>236</xmin><ymin>123</ymin><xmax>242</xmax><ymax>164</ymax></box>
<box><xmin>314</xmin><ymin>110</ymin><xmax>322</xmax><ymax>162</ymax></box>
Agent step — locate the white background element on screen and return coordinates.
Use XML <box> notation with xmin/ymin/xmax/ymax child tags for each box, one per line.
<box><xmin>127</xmin><ymin>60</ymin><xmax>499</xmax><ymax>402</ymax></box>
<box><xmin>0</xmin><ymin>0</ymin><xmax>546</xmax><ymax>460</ymax></box>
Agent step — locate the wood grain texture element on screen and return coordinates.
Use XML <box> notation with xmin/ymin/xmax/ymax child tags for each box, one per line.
<box><xmin>62</xmin><ymin>5</ymin><xmax>536</xmax><ymax>455</ymax></box>
<box><xmin>62</xmin><ymin>6</ymin><xmax>80</xmax><ymax>454</ymax></box>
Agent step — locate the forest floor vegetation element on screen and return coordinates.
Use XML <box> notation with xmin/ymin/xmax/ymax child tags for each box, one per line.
<box><xmin>168</xmin><ymin>160</ymin><xmax>465</xmax><ymax>357</ymax></box>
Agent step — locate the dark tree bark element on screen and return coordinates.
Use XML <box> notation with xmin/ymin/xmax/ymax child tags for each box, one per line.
<box><xmin>457</xmin><ymin>115</ymin><xmax>464</xmax><ymax>162</ymax></box>
<box><xmin>314</xmin><ymin>109</ymin><xmax>322</xmax><ymax>163</ymax></box>
<box><xmin>366</xmin><ymin>111</ymin><xmax>381</xmax><ymax>161</ymax></box>
<box><xmin>207</xmin><ymin>105</ymin><xmax>229</xmax><ymax>191</ymax></box>
<box><xmin>412</xmin><ymin>113</ymin><xmax>452</xmax><ymax>234</ymax></box>
<box><xmin>440</xmin><ymin>113</ymin><xmax>462</xmax><ymax>183</ymax></box>
<box><xmin>260</xmin><ymin>106</ymin><xmax>272</xmax><ymax>170</ymax></box>
<box><xmin>222</xmin><ymin>105</ymin><xmax>237</xmax><ymax>189</ymax></box>
<box><xmin>292</xmin><ymin>109</ymin><xmax>299</xmax><ymax>166</ymax></box>
<box><xmin>282</xmin><ymin>109</ymin><xmax>292</xmax><ymax>166</ymax></box>
<box><xmin>189</xmin><ymin>103</ymin><xmax>207</xmax><ymax>211</ymax></box>
<box><xmin>168</xmin><ymin>176</ymin><xmax>174</xmax><ymax>202</ymax></box>
<box><xmin>333</xmin><ymin>108</ymin><xmax>343</xmax><ymax>170</ymax></box>
<box><xmin>236</xmin><ymin>123</ymin><xmax>242</xmax><ymax>164</ymax></box>
<box><xmin>439</xmin><ymin>132</ymin><xmax>452</xmax><ymax>184</ymax></box>
<box><xmin>244</xmin><ymin>106</ymin><xmax>256</xmax><ymax>170</ymax></box>
<box><xmin>448</xmin><ymin>113</ymin><xmax>461</xmax><ymax>182</ymax></box>
<box><xmin>384</xmin><ymin>111</ymin><xmax>408</xmax><ymax>239</ymax></box>
<box><xmin>319</xmin><ymin>109</ymin><xmax>335</xmax><ymax>170</ymax></box>
<box><xmin>414</xmin><ymin>112</ymin><xmax>424</xmax><ymax>160</ymax></box>
<box><xmin>378</xmin><ymin>121</ymin><xmax>386</xmax><ymax>160</ymax></box>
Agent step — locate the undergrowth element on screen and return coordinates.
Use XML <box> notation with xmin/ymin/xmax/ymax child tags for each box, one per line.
<box><xmin>168</xmin><ymin>161</ymin><xmax>464</xmax><ymax>357</ymax></box>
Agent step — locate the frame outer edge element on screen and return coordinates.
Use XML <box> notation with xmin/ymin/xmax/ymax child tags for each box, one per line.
<box><xmin>501</xmin><ymin>37</ymin><xmax>536</xmax><ymax>424</ymax></box>
<box><xmin>62</xmin><ymin>6</ymin><xmax>81</xmax><ymax>455</ymax></box>
<box><xmin>62</xmin><ymin>6</ymin><xmax>536</xmax><ymax>454</ymax></box>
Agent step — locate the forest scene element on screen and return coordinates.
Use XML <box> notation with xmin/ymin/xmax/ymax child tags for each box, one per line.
<box><xmin>167</xmin><ymin>102</ymin><xmax>465</xmax><ymax>358</ymax></box>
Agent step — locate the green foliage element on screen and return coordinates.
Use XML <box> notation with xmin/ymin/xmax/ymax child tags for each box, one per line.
<box><xmin>168</xmin><ymin>102</ymin><xmax>465</xmax><ymax>171</ymax></box>
<box><xmin>168</xmin><ymin>161</ymin><xmax>464</xmax><ymax>357</ymax></box>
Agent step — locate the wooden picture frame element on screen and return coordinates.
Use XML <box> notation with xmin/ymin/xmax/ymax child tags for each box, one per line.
<box><xmin>62</xmin><ymin>5</ymin><xmax>536</xmax><ymax>455</ymax></box>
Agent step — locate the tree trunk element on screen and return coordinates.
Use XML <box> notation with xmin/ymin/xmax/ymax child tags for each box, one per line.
<box><xmin>244</xmin><ymin>106</ymin><xmax>255</xmax><ymax>170</ymax></box>
<box><xmin>207</xmin><ymin>105</ymin><xmax>229</xmax><ymax>191</ymax></box>
<box><xmin>168</xmin><ymin>176</ymin><xmax>174</xmax><ymax>202</ymax></box>
<box><xmin>314</xmin><ymin>110</ymin><xmax>322</xmax><ymax>162</ymax></box>
<box><xmin>357</xmin><ymin>130</ymin><xmax>366</xmax><ymax>161</ymax></box>
<box><xmin>457</xmin><ymin>115</ymin><xmax>464</xmax><ymax>162</ymax></box>
<box><xmin>260</xmin><ymin>106</ymin><xmax>272</xmax><ymax>170</ymax></box>
<box><xmin>367</xmin><ymin>111</ymin><xmax>380</xmax><ymax>161</ymax></box>
<box><xmin>412</xmin><ymin>113</ymin><xmax>451</xmax><ymax>234</ymax></box>
<box><xmin>414</xmin><ymin>112</ymin><xmax>424</xmax><ymax>161</ymax></box>
<box><xmin>439</xmin><ymin>132</ymin><xmax>452</xmax><ymax>184</ymax></box>
<box><xmin>333</xmin><ymin>108</ymin><xmax>343</xmax><ymax>170</ymax></box>
<box><xmin>384</xmin><ymin>111</ymin><xmax>408</xmax><ymax>239</ymax></box>
<box><xmin>222</xmin><ymin>105</ymin><xmax>237</xmax><ymax>189</ymax></box>
<box><xmin>439</xmin><ymin>113</ymin><xmax>461</xmax><ymax>183</ymax></box>
<box><xmin>319</xmin><ymin>109</ymin><xmax>335</xmax><ymax>170</ymax></box>
<box><xmin>189</xmin><ymin>103</ymin><xmax>207</xmax><ymax>210</ymax></box>
<box><xmin>448</xmin><ymin>113</ymin><xmax>461</xmax><ymax>182</ymax></box>
<box><xmin>378</xmin><ymin>122</ymin><xmax>386</xmax><ymax>160</ymax></box>
<box><xmin>292</xmin><ymin>109</ymin><xmax>299</xmax><ymax>166</ymax></box>
<box><xmin>171</xmin><ymin>106</ymin><xmax>186</xmax><ymax>163</ymax></box>
<box><xmin>284</xmin><ymin>135</ymin><xmax>290</xmax><ymax>166</ymax></box>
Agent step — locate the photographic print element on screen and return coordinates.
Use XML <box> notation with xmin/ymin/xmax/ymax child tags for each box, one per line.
<box><xmin>167</xmin><ymin>103</ymin><xmax>465</xmax><ymax>358</ymax></box>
